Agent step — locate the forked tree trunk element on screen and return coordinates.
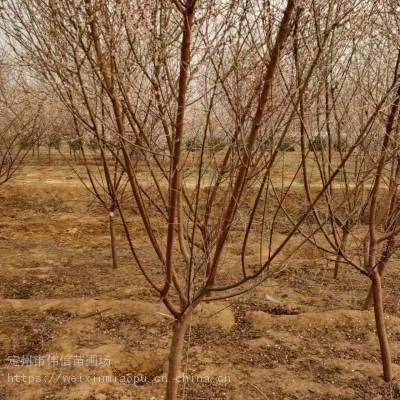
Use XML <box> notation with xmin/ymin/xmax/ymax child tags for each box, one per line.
<box><xmin>334</xmin><ymin>230</ymin><xmax>348</xmax><ymax>279</ymax></box>
<box><xmin>363</xmin><ymin>286</ymin><xmax>374</xmax><ymax>311</ymax></box>
<box><xmin>109</xmin><ymin>210</ymin><xmax>118</xmax><ymax>269</ymax></box>
<box><xmin>371</xmin><ymin>271</ymin><xmax>392</xmax><ymax>382</ymax></box>
<box><xmin>363</xmin><ymin>238</ymin><xmax>394</xmax><ymax>310</ymax></box>
<box><xmin>166</xmin><ymin>312</ymin><xmax>192</xmax><ymax>400</ymax></box>
<box><xmin>364</xmin><ymin>272</ymin><xmax>380</xmax><ymax>310</ymax></box>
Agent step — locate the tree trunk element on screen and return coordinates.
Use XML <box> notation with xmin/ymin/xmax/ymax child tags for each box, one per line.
<box><xmin>334</xmin><ymin>230</ymin><xmax>348</xmax><ymax>279</ymax></box>
<box><xmin>166</xmin><ymin>312</ymin><xmax>191</xmax><ymax>400</ymax></box>
<box><xmin>364</xmin><ymin>274</ymin><xmax>379</xmax><ymax>310</ymax></box>
<box><xmin>363</xmin><ymin>238</ymin><xmax>394</xmax><ymax>310</ymax></box>
<box><xmin>109</xmin><ymin>210</ymin><xmax>118</xmax><ymax>269</ymax></box>
<box><xmin>371</xmin><ymin>271</ymin><xmax>392</xmax><ymax>382</ymax></box>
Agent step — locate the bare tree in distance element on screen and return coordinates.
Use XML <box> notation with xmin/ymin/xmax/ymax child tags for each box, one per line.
<box><xmin>0</xmin><ymin>59</ymin><xmax>43</xmax><ymax>187</ymax></box>
<box><xmin>296</xmin><ymin>5</ymin><xmax>400</xmax><ymax>379</ymax></box>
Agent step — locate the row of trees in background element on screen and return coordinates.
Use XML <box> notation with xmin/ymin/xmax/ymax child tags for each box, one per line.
<box><xmin>1</xmin><ymin>0</ymin><xmax>400</xmax><ymax>399</ymax></box>
<box><xmin>0</xmin><ymin>52</ymin><xmax>45</xmax><ymax>185</ymax></box>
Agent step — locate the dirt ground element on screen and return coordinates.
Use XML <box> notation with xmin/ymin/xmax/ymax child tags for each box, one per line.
<box><xmin>1</xmin><ymin>158</ymin><xmax>400</xmax><ymax>400</ymax></box>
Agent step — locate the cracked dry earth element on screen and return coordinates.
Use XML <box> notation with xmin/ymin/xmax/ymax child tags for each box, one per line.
<box><xmin>0</xmin><ymin>161</ymin><xmax>400</xmax><ymax>400</ymax></box>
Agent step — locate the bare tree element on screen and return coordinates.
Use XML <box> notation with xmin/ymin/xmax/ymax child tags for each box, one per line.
<box><xmin>298</xmin><ymin>6</ymin><xmax>400</xmax><ymax>380</ymax></box>
<box><xmin>2</xmin><ymin>0</ymin><xmax>396</xmax><ymax>399</ymax></box>
<box><xmin>0</xmin><ymin>60</ymin><xmax>42</xmax><ymax>187</ymax></box>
